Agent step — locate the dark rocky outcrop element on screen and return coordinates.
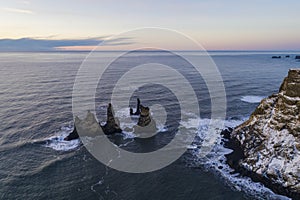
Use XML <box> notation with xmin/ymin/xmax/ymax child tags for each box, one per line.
<box><xmin>132</xmin><ymin>101</ymin><xmax>157</xmax><ymax>135</ymax></box>
<box><xmin>295</xmin><ymin>56</ymin><xmax>300</xmax><ymax>59</ymax></box>
<box><xmin>130</xmin><ymin>98</ymin><xmax>141</xmax><ymax>115</ymax></box>
<box><xmin>124</xmin><ymin>98</ymin><xmax>158</xmax><ymax>135</ymax></box>
<box><xmin>100</xmin><ymin>103</ymin><xmax>122</xmax><ymax>135</ymax></box>
<box><xmin>137</xmin><ymin>105</ymin><xmax>151</xmax><ymax>127</ymax></box>
<box><xmin>64</xmin><ymin>104</ymin><xmax>122</xmax><ymax>140</ymax></box>
<box><xmin>64</xmin><ymin>124</ymin><xmax>79</xmax><ymax>141</ymax></box>
<box><xmin>64</xmin><ymin>111</ymin><xmax>103</xmax><ymax>141</ymax></box>
<box><xmin>224</xmin><ymin>69</ymin><xmax>300</xmax><ymax>199</ymax></box>
<box><xmin>272</xmin><ymin>56</ymin><xmax>281</xmax><ymax>59</ymax></box>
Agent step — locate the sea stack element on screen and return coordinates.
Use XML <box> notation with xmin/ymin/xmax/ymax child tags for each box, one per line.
<box><xmin>100</xmin><ymin>103</ymin><xmax>122</xmax><ymax>135</ymax></box>
<box><xmin>137</xmin><ymin>105</ymin><xmax>151</xmax><ymax>127</ymax></box>
<box><xmin>133</xmin><ymin>104</ymin><xmax>157</xmax><ymax>135</ymax></box>
<box><xmin>225</xmin><ymin>69</ymin><xmax>300</xmax><ymax>199</ymax></box>
<box><xmin>130</xmin><ymin>98</ymin><xmax>141</xmax><ymax>115</ymax></box>
<box><xmin>64</xmin><ymin>121</ymin><xmax>79</xmax><ymax>141</ymax></box>
<box><xmin>64</xmin><ymin>111</ymin><xmax>103</xmax><ymax>141</ymax></box>
<box><xmin>64</xmin><ymin>104</ymin><xmax>122</xmax><ymax>140</ymax></box>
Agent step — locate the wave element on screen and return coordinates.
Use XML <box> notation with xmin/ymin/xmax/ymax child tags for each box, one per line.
<box><xmin>115</xmin><ymin>107</ymin><xmax>167</xmax><ymax>139</ymax></box>
<box><xmin>240</xmin><ymin>95</ymin><xmax>265</xmax><ymax>103</ymax></box>
<box><xmin>42</xmin><ymin>125</ymin><xmax>81</xmax><ymax>151</ymax></box>
<box><xmin>42</xmin><ymin>111</ymin><xmax>289</xmax><ymax>199</ymax></box>
<box><xmin>190</xmin><ymin>117</ymin><xmax>290</xmax><ymax>200</ymax></box>
<box><xmin>87</xmin><ymin>113</ymin><xmax>288</xmax><ymax>199</ymax></box>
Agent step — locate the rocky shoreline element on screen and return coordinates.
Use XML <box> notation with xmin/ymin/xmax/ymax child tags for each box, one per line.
<box><xmin>223</xmin><ymin>69</ymin><xmax>300</xmax><ymax>199</ymax></box>
<box><xmin>222</xmin><ymin>127</ymin><xmax>300</xmax><ymax>199</ymax></box>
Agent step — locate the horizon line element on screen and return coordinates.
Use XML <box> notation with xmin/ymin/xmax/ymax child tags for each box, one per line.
<box><xmin>0</xmin><ymin>49</ymin><xmax>300</xmax><ymax>53</ymax></box>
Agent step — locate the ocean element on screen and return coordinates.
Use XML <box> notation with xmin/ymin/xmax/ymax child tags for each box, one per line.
<box><xmin>0</xmin><ymin>51</ymin><xmax>299</xmax><ymax>200</ymax></box>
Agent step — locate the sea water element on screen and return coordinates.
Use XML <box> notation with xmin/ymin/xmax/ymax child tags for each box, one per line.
<box><xmin>0</xmin><ymin>51</ymin><xmax>299</xmax><ymax>199</ymax></box>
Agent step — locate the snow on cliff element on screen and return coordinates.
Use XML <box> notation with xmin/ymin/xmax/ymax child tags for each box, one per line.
<box><xmin>232</xmin><ymin>69</ymin><xmax>300</xmax><ymax>198</ymax></box>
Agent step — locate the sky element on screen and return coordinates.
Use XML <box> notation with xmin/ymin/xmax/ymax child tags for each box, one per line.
<box><xmin>0</xmin><ymin>0</ymin><xmax>300</xmax><ymax>51</ymax></box>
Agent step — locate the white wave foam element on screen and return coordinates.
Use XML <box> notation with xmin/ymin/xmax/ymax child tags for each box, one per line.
<box><xmin>180</xmin><ymin>117</ymin><xmax>200</xmax><ymax>129</ymax></box>
<box><xmin>43</xmin><ymin>126</ymin><xmax>81</xmax><ymax>151</ymax></box>
<box><xmin>191</xmin><ymin>118</ymin><xmax>290</xmax><ymax>200</ymax></box>
<box><xmin>86</xmin><ymin>107</ymin><xmax>288</xmax><ymax>199</ymax></box>
<box><xmin>115</xmin><ymin>107</ymin><xmax>168</xmax><ymax>139</ymax></box>
<box><xmin>241</xmin><ymin>95</ymin><xmax>265</xmax><ymax>103</ymax></box>
<box><xmin>156</xmin><ymin>121</ymin><xmax>167</xmax><ymax>132</ymax></box>
<box><xmin>200</xmin><ymin>145</ymin><xmax>290</xmax><ymax>200</ymax></box>
<box><xmin>122</xmin><ymin>131</ymin><xmax>136</xmax><ymax>139</ymax></box>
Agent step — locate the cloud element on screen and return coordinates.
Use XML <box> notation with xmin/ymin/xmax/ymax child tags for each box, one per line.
<box><xmin>102</xmin><ymin>37</ymin><xmax>134</xmax><ymax>46</ymax></box>
<box><xmin>0</xmin><ymin>37</ymin><xmax>134</xmax><ymax>51</ymax></box>
<box><xmin>2</xmin><ymin>7</ymin><xmax>34</xmax><ymax>14</ymax></box>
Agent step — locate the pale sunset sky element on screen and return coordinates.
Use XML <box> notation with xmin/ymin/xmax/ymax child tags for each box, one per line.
<box><xmin>0</xmin><ymin>0</ymin><xmax>300</xmax><ymax>51</ymax></box>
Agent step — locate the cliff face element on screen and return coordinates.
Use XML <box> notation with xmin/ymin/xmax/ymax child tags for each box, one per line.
<box><xmin>230</xmin><ymin>69</ymin><xmax>300</xmax><ymax>198</ymax></box>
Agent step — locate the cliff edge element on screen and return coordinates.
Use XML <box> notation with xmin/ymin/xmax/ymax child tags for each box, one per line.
<box><xmin>226</xmin><ymin>69</ymin><xmax>300</xmax><ymax>199</ymax></box>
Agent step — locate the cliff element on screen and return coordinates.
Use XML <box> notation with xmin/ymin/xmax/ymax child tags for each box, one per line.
<box><xmin>225</xmin><ymin>69</ymin><xmax>300</xmax><ymax>199</ymax></box>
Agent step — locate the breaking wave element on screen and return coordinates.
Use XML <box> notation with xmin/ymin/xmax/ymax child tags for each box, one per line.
<box><xmin>190</xmin><ymin>117</ymin><xmax>290</xmax><ymax>200</ymax></box>
<box><xmin>43</xmin><ymin>125</ymin><xmax>81</xmax><ymax>151</ymax></box>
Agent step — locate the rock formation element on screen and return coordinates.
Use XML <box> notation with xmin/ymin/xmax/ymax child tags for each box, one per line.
<box><xmin>64</xmin><ymin>98</ymin><xmax>160</xmax><ymax>140</ymax></box>
<box><xmin>100</xmin><ymin>103</ymin><xmax>122</xmax><ymax>135</ymax></box>
<box><xmin>224</xmin><ymin>69</ymin><xmax>300</xmax><ymax>199</ymax></box>
<box><xmin>130</xmin><ymin>98</ymin><xmax>141</xmax><ymax>115</ymax></box>
<box><xmin>64</xmin><ymin>104</ymin><xmax>122</xmax><ymax>140</ymax></box>
<box><xmin>64</xmin><ymin>111</ymin><xmax>103</xmax><ymax>141</ymax></box>
<box><xmin>64</xmin><ymin>123</ymin><xmax>79</xmax><ymax>141</ymax></box>
<box><xmin>295</xmin><ymin>56</ymin><xmax>300</xmax><ymax>60</ymax></box>
<box><xmin>272</xmin><ymin>56</ymin><xmax>281</xmax><ymax>59</ymax></box>
<box><xmin>137</xmin><ymin>105</ymin><xmax>151</xmax><ymax>127</ymax></box>
<box><xmin>134</xmin><ymin>104</ymin><xmax>157</xmax><ymax>135</ymax></box>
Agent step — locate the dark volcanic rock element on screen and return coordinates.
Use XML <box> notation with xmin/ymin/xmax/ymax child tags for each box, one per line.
<box><xmin>137</xmin><ymin>105</ymin><xmax>151</xmax><ymax>127</ymax></box>
<box><xmin>64</xmin><ymin>111</ymin><xmax>103</xmax><ymax>141</ymax></box>
<box><xmin>272</xmin><ymin>56</ymin><xmax>281</xmax><ymax>59</ymax></box>
<box><xmin>133</xmin><ymin>103</ymin><xmax>157</xmax><ymax>136</ymax></box>
<box><xmin>64</xmin><ymin>104</ymin><xmax>122</xmax><ymax>140</ymax></box>
<box><xmin>64</xmin><ymin>124</ymin><xmax>79</xmax><ymax>141</ymax></box>
<box><xmin>225</xmin><ymin>69</ymin><xmax>300</xmax><ymax>199</ymax></box>
<box><xmin>130</xmin><ymin>98</ymin><xmax>141</xmax><ymax>115</ymax></box>
<box><xmin>101</xmin><ymin>103</ymin><xmax>122</xmax><ymax>135</ymax></box>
